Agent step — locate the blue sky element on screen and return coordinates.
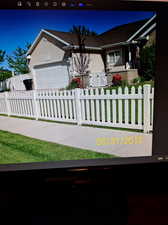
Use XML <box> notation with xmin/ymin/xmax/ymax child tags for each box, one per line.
<box><xmin>0</xmin><ymin>10</ymin><xmax>155</xmax><ymax>68</ymax></box>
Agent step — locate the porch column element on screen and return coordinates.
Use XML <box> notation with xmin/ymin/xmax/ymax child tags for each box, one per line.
<box><xmin>128</xmin><ymin>46</ymin><xmax>132</xmax><ymax>66</ymax></box>
<box><xmin>107</xmin><ymin>54</ymin><xmax>110</xmax><ymax>64</ymax></box>
<box><xmin>125</xmin><ymin>46</ymin><xmax>132</xmax><ymax>70</ymax></box>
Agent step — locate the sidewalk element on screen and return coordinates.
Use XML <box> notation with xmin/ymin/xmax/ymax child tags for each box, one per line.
<box><xmin>0</xmin><ymin>116</ymin><xmax>152</xmax><ymax>157</ymax></box>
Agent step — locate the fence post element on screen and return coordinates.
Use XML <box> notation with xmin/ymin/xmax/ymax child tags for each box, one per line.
<box><xmin>75</xmin><ymin>88</ymin><xmax>82</xmax><ymax>125</ymax></box>
<box><xmin>5</xmin><ymin>92</ymin><xmax>10</xmax><ymax>116</ymax></box>
<box><xmin>33</xmin><ymin>90</ymin><xmax>39</xmax><ymax>120</ymax></box>
<box><xmin>143</xmin><ymin>84</ymin><xmax>151</xmax><ymax>133</ymax></box>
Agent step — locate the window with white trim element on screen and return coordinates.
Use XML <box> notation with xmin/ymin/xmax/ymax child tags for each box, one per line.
<box><xmin>108</xmin><ymin>50</ymin><xmax>122</xmax><ymax>65</ymax></box>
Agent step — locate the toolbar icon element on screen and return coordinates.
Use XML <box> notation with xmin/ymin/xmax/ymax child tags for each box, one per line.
<box><xmin>70</xmin><ymin>2</ymin><xmax>76</xmax><ymax>7</ymax></box>
<box><xmin>17</xmin><ymin>1</ymin><xmax>22</xmax><ymax>6</ymax></box>
<box><xmin>79</xmin><ymin>3</ymin><xmax>85</xmax><ymax>7</ymax></box>
<box><xmin>44</xmin><ymin>2</ymin><xmax>49</xmax><ymax>7</ymax></box>
<box><xmin>52</xmin><ymin>2</ymin><xmax>57</xmax><ymax>7</ymax></box>
<box><xmin>36</xmin><ymin>2</ymin><xmax>40</xmax><ymax>7</ymax></box>
<box><xmin>61</xmin><ymin>2</ymin><xmax>66</xmax><ymax>7</ymax></box>
<box><xmin>26</xmin><ymin>1</ymin><xmax>31</xmax><ymax>7</ymax></box>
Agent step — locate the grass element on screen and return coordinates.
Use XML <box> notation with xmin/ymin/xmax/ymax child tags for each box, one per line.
<box><xmin>0</xmin><ymin>130</ymin><xmax>115</xmax><ymax>164</ymax></box>
<box><xmin>82</xmin><ymin>124</ymin><xmax>143</xmax><ymax>133</ymax></box>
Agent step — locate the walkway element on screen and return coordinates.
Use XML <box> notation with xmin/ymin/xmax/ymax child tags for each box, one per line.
<box><xmin>0</xmin><ymin>116</ymin><xmax>152</xmax><ymax>157</ymax></box>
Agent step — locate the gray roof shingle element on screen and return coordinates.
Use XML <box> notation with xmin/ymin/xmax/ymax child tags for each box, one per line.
<box><xmin>43</xmin><ymin>18</ymin><xmax>151</xmax><ymax>48</ymax></box>
<box><xmin>44</xmin><ymin>29</ymin><xmax>103</xmax><ymax>47</ymax></box>
<box><xmin>98</xmin><ymin>19</ymin><xmax>149</xmax><ymax>46</ymax></box>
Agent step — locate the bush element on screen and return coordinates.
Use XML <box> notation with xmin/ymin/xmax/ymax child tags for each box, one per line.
<box><xmin>131</xmin><ymin>77</ymin><xmax>146</xmax><ymax>85</ymax></box>
<box><xmin>131</xmin><ymin>77</ymin><xmax>154</xmax><ymax>87</ymax></box>
<box><xmin>0</xmin><ymin>88</ymin><xmax>10</xmax><ymax>92</ymax></box>
<box><xmin>0</xmin><ymin>69</ymin><xmax>12</xmax><ymax>81</ymax></box>
<box><xmin>132</xmin><ymin>77</ymin><xmax>140</xmax><ymax>85</ymax></box>
<box><xmin>121</xmin><ymin>80</ymin><xmax>129</xmax><ymax>87</ymax></box>
<box><xmin>67</xmin><ymin>77</ymin><xmax>81</xmax><ymax>90</ymax></box>
<box><xmin>112</xmin><ymin>74</ymin><xmax>122</xmax><ymax>86</ymax></box>
<box><xmin>139</xmin><ymin>44</ymin><xmax>156</xmax><ymax>81</ymax></box>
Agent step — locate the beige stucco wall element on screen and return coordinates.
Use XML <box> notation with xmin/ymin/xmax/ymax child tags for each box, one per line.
<box><xmin>89</xmin><ymin>53</ymin><xmax>105</xmax><ymax>73</ymax></box>
<box><xmin>29</xmin><ymin>37</ymin><xmax>65</xmax><ymax>70</ymax></box>
<box><xmin>72</xmin><ymin>53</ymin><xmax>105</xmax><ymax>74</ymax></box>
<box><xmin>29</xmin><ymin>35</ymin><xmax>105</xmax><ymax>75</ymax></box>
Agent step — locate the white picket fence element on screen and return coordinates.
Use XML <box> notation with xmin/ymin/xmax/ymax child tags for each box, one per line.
<box><xmin>89</xmin><ymin>72</ymin><xmax>107</xmax><ymax>87</ymax></box>
<box><xmin>0</xmin><ymin>84</ymin><xmax>154</xmax><ymax>133</ymax></box>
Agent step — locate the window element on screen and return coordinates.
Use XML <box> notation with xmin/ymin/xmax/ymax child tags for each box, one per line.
<box><xmin>108</xmin><ymin>50</ymin><xmax>122</xmax><ymax>65</ymax></box>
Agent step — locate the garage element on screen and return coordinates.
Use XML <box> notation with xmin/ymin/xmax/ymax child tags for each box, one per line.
<box><xmin>34</xmin><ymin>62</ymin><xmax>70</xmax><ymax>90</ymax></box>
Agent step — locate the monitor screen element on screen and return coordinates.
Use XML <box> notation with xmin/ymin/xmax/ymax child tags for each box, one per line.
<box><xmin>0</xmin><ymin>1</ymin><xmax>159</xmax><ymax>167</ymax></box>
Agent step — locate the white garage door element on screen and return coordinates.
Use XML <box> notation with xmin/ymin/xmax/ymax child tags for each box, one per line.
<box><xmin>34</xmin><ymin>64</ymin><xmax>69</xmax><ymax>90</ymax></box>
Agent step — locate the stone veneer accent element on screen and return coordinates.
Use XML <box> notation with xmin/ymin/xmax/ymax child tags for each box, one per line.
<box><xmin>107</xmin><ymin>69</ymin><xmax>139</xmax><ymax>85</ymax></box>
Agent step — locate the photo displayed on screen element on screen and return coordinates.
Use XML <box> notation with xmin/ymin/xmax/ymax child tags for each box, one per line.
<box><xmin>0</xmin><ymin>10</ymin><xmax>156</xmax><ymax>164</ymax></box>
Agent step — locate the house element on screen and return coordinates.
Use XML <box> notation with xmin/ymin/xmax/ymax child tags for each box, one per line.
<box><xmin>13</xmin><ymin>14</ymin><xmax>157</xmax><ymax>90</ymax></box>
<box><xmin>6</xmin><ymin>73</ymin><xmax>33</xmax><ymax>91</ymax></box>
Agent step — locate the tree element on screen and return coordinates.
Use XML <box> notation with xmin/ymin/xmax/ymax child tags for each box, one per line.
<box><xmin>139</xmin><ymin>44</ymin><xmax>156</xmax><ymax>81</ymax></box>
<box><xmin>6</xmin><ymin>43</ymin><xmax>31</xmax><ymax>75</ymax></box>
<box><xmin>69</xmin><ymin>25</ymin><xmax>97</xmax><ymax>88</ymax></box>
<box><xmin>0</xmin><ymin>50</ymin><xmax>12</xmax><ymax>81</ymax></box>
<box><xmin>0</xmin><ymin>50</ymin><xmax>5</xmax><ymax>64</ymax></box>
<box><xmin>0</xmin><ymin>69</ymin><xmax>12</xmax><ymax>81</ymax></box>
<box><xmin>69</xmin><ymin>25</ymin><xmax>97</xmax><ymax>37</ymax></box>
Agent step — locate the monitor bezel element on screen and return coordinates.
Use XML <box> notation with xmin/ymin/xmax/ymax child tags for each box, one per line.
<box><xmin>0</xmin><ymin>0</ymin><xmax>168</xmax><ymax>173</ymax></box>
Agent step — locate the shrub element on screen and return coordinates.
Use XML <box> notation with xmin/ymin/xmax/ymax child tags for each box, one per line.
<box><xmin>112</xmin><ymin>74</ymin><xmax>122</xmax><ymax>86</ymax></box>
<box><xmin>0</xmin><ymin>69</ymin><xmax>12</xmax><ymax>81</ymax></box>
<box><xmin>121</xmin><ymin>80</ymin><xmax>129</xmax><ymax>87</ymax></box>
<box><xmin>132</xmin><ymin>77</ymin><xmax>141</xmax><ymax>85</ymax></box>
<box><xmin>0</xmin><ymin>88</ymin><xmax>10</xmax><ymax>92</ymax></box>
<box><xmin>139</xmin><ymin>44</ymin><xmax>156</xmax><ymax>81</ymax></box>
<box><xmin>132</xmin><ymin>76</ymin><xmax>147</xmax><ymax>85</ymax></box>
<box><xmin>67</xmin><ymin>77</ymin><xmax>81</xmax><ymax>90</ymax></box>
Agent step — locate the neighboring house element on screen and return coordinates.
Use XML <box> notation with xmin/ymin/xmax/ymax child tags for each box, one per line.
<box><xmin>10</xmin><ymin>14</ymin><xmax>156</xmax><ymax>90</ymax></box>
<box><xmin>6</xmin><ymin>73</ymin><xmax>33</xmax><ymax>91</ymax></box>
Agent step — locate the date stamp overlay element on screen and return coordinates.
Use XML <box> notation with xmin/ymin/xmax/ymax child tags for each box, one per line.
<box><xmin>96</xmin><ymin>136</ymin><xmax>143</xmax><ymax>146</ymax></box>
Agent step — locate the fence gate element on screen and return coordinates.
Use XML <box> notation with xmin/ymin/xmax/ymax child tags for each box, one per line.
<box><xmin>89</xmin><ymin>72</ymin><xmax>107</xmax><ymax>87</ymax></box>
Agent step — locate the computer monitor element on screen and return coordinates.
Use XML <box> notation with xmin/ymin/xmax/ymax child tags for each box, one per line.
<box><xmin>0</xmin><ymin>0</ymin><xmax>168</xmax><ymax>172</ymax></box>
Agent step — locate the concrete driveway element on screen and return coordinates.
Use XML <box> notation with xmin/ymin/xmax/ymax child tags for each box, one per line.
<box><xmin>0</xmin><ymin>116</ymin><xmax>152</xmax><ymax>157</ymax></box>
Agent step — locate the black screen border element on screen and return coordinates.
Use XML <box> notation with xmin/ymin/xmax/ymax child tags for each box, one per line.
<box><xmin>0</xmin><ymin>0</ymin><xmax>168</xmax><ymax>173</ymax></box>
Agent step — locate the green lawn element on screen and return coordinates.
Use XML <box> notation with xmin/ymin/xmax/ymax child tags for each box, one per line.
<box><xmin>0</xmin><ymin>130</ymin><xmax>115</xmax><ymax>164</ymax></box>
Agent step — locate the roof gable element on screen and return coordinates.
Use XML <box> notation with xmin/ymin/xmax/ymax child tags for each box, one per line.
<box><xmin>27</xmin><ymin>15</ymin><xmax>156</xmax><ymax>55</ymax></box>
<box><xmin>98</xmin><ymin>19</ymin><xmax>149</xmax><ymax>46</ymax></box>
<box><xmin>45</xmin><ymin>29</ymin><xmax>103</xmax><ymax>47</ymax></box>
